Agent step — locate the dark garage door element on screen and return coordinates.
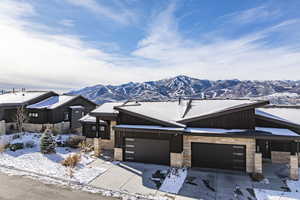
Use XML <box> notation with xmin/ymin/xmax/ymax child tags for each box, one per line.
<box><xmin>124</xmin><ymin>138</ymin><xmax>170</xmax><ymax>165</ymax></box>
<box><xmin>192</xmin><ymin>143</ymin><xmax>246</xmax><ymax>171</ymax></box>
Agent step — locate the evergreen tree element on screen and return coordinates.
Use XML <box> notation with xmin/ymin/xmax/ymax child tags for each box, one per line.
<box><xmin>40</xmin><ymin>129</ymin><xmax>56</xmax><ymax>154</ymax></box>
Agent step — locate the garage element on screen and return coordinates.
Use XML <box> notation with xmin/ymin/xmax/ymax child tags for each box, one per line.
<box><xmin>192</xmin><ymin>143</ymin><xmax>246</xmax><ymax>171</ymax></box>
<box><xmin>124</xmin><ymin>138</ymin><xmax>170</xmax><ymax>165</ymax></box>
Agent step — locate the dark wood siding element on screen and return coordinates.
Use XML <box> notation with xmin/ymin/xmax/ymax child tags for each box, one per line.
<box><xmin>27</xmin><ymin>109</ymin><xmax>49</xmax><ymax>124</ymax></box>
<box><xmin>48</xmin><ymin>96</ymin><xmax>96</xmax><ymax>124</ymax></box>
<box><xmin>117</xmin><ymin>112</ymin><xmax>162</xmax><ymax>126</ymax></box>
<box><xmin>115</xmin><ymin>130</ymin><xmax>183</xmax><ymax>153</ymax></box>
<box><xmin>82</xmin><ymin>123</ymin><xmax>105</xmax><ymax>138</ymax></box>
<box><xmin>185</xmin><ymin>109</ymin><xmax>255</xmax><ymax>129</ymax></box>
<box><xmin>3</xmin><ymin>109</ymin><xmax>17</xmax><ymax>122</ymax></box>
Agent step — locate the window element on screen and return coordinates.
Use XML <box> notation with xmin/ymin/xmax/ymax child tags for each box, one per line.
<box><xmin>92</xmin><ymin>125</ymin><xmax>96</xmax><ymax>131</ymax></box>
<box><xmin>100</xmin><ymin>126</ymin><xmax>105</xmax><ymax>131</ymax></box>
<box><xmin>64</xmin><ymin>112</ymin><xmax>69</xmax><ymax>121</ymax></box>
<box><xmin>29</xmin><ymin>113</ymin><xmax>38</xmax><ymax>118</ymax></box>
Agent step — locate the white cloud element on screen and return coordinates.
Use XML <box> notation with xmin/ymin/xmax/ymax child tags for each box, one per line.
<box><xmin>133</xmin><ymin>3</ymin><xmax>300</xmax><ymax>81</ymax></box>
<box><xmin>64</xmin><ymin>0</ymin><xmax>137</xmax><ymax>25</ymax></box>
<box><xmin>59</xmin><ymin>19</ymin><xmax>74</xmax><ymax>27</ymax></box>
<box><xmin>221</xmin><ymin>5</ymin><xmax>281</xmax><ymax>25</ymax></box>
<box><xmin>0</xmin><ymin>0</ymin><xmax>299</xmax><ymax>91</ymax></box>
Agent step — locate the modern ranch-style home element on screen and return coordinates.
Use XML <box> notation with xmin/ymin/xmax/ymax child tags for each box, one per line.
<box><xmin>0</xmin><ymin>90</ymin><xmax>97</xmax><ymax>134</ymax></box>
<box><xmin>89</xmin><ymin>99</ymin><xmax>300</xmax><ymax>180</ymax></box>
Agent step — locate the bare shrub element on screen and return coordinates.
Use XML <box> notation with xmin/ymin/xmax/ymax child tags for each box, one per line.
<box><xmin>78</xmin><ymin>140</ymin><xmax>93</xmax><ymax>153</ymax></box>
<box><xmin>0</xmin><ymin>139</ymin><xmax>10</xmax><ymax>152</ymax></box>
<box><xmin>61</xmin><ymin>153</ymin><xmax>81</xmax><ymax>168</ymax></box>
<box><xmin>66</xmin><ymin>136</ymin><xmax>86</xmax><ymax>148</ymax></box>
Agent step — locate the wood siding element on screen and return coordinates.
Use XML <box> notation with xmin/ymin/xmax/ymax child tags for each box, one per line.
<box><xmin>82</xmin><ymin>123</ymin><xmax>105</xmax><ymax>138</ymax></box>
<box><xmin>115</xmin><ymin>130</ymin><xmax>183</xmax><ymax>153</ymax></box>
<box><xmin>185</xmin><ymin>109</ymin><xmax>256</xmax><ymax>129</ymax></box>
<box><xmin>117</xmin><ymin>112</ymin><xmax>163</xmax><ymax>126</ymax></box>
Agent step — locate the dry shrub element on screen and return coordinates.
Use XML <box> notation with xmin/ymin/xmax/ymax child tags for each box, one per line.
<box><xmin>61</xmin><ymin>153</ymin><xmax>81</xmax><ymax>168</ymax></box>
<box><xmin>250</xmin><ymin>173</ymin><xmax>265</xmax><ymax>182</ymax></box>
<box><xmin>0</xmin><ymin>140</ymin><xmax>10</xmax><ymax>152</ymax></box>
<box><xmin>78</xmin><ymin>140</ymin><xmax>93</xmax><ymax>153</ymax></box>
<box><xmin>66</xmin><ymin>136</ymin><xmax>86</xmax><ymax>148</ymax></box>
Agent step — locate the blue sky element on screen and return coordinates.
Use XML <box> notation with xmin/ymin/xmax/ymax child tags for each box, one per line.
<box><xmin>0</xmin><ymin>0</ymin><xmax>300</xmax><ymax>90</ymax></box>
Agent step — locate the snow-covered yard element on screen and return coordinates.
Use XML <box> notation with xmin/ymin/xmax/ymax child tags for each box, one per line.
<box><xmin>0</xmin><ymin>132</ymin><xmax>107</xmax><ymax>184</ymax></box>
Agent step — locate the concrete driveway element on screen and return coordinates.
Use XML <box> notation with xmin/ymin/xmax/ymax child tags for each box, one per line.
<box><xmin>88</xmin><ymin>158</ymin><xmax>289</xmax><ymax>200</ymax></box>
<box><xmin>0</xmin><ymin>173</ymin><xmax>116</xmax><ymax>200</ymax></box>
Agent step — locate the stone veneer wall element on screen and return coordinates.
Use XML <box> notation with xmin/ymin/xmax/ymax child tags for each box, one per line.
<box><xmin>5</xmin><ymin>122</ymin><xmax>70</xmax><ymax>134</ymax></box>
<box><xmin>254</xmin><ymin>153</ymin><xmax>262</xmax><ymax>174</ymax></box>
<box><xmin>170</xmin><ymin>152</ymin><xmax>184</xmax><ymax>168</ymax></box>
<box><xmin>271</xmin><ymin>151</ymin><xmax>290</xmax><ymax>164</ymax></box>
<box><xmin>290</xmin><ymin>154</ymin><xmax>299</xmax><ymax>180</ymax></box>
<box><xmin>0</xmin><ymin>120</ymin><xmax>5</xmax><ymax>135</ymax></box>
<box><xmin>183</xmin><ymin>135</ymin><xmax>256</xmax><ymax>173</ymax></box>
<box><xmin>100</xmin><ymin>121</ymin><xmax>116</xmax><ymax>150</ymax></box>
<box><xmin>114</xmin><ymin>148</ymin><xmax>123</xmax><ymax>161</ymax></box>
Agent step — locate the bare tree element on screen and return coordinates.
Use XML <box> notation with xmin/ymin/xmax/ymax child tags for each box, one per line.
<box><xmin>16</xmin><ymin>105</ymin><xmax>28</xmax><ymax>133</ymax></box>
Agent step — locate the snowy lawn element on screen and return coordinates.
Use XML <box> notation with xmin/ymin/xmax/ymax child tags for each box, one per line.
<box><xmin>159</xmin><ymin>168</ymin><xmax>187</xmax><ymax>194</ymax></box>
<box><xmin>0</xmin><ymin>132</ymin><xmax>107</xmax><ymax>184</ymax></box>
<box><xmin>254</xmin><ymin>188</ymin><xmax>300</xmax><ymax>200</ymax></box>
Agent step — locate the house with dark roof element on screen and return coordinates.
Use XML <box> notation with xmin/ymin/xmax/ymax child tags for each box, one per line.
<box><xmin>89</xmin><ymin>99</ymin><xmax>300</xmax><ymax>180</ymax></box>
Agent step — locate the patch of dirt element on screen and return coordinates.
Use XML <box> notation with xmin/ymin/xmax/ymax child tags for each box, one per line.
<box><xmin>234</xmin><ymin>186</ymin><xmax>244</xmax><ymax>196</ymax></box>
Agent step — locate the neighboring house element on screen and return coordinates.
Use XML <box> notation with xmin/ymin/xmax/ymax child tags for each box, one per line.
<box><xmin>26</xmin><ymin>95</ymin><xmax>97</xmax><ymax>132</ymax></box>
<box><xmin>0</xmin><ymin>91</ymin><xmax>57</xmax><ymax>133</ymax></box>
<box><xmin>89</xmin><ymin>99</ymin><xmax>300</xmax><ymax>180</ymax></box>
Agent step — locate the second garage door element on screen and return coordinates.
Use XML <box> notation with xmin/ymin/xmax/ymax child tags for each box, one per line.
<box><xmin>124</xmin><ymin>138</ymin><xmax>170</xmax><ymax>165</ymax></box>
<box><xmin>192</xmin><ymin>143</ymin><xmax>246</xmax><ymax>171</ymax></box>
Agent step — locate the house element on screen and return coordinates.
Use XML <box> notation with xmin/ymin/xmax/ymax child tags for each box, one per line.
<box><xmin>0</xmin><ymin>90</ymin><xmax>97</xmax><ymax>134</ymax></box>
<box><xmin>0</xmin><ymin>91</ymin><xmax>57</xmax><ymax>133</ymax></box>
<box><xmin>26</xmin><ymin>95</ymin><xmax>97</xmax><ymax>133</ymax></box>
<box><xmin>89</xmin><ymin>99</ymin><xmax>300</xmax><ymax>180</ymax></box>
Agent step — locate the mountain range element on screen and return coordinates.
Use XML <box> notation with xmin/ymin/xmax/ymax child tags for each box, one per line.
<box><xmin>69</xmin><ymin>75</ymin><xmax>300</xmax><ymax>105</ymax></box>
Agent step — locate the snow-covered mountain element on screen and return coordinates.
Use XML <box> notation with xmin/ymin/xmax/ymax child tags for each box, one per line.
<box><xmin>69</xmin><ymin>75</ymin><xmax>300</xmax><ymax>105</ymax></box>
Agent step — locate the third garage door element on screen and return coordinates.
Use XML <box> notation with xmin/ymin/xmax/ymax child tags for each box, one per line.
<box><xmin>192</xmin><ymin>143</ymin><xmax>246</xmax><ymax>171</ymax></box>
<box><xmin>124</xmin><ymin>138</ymin><xmax>170</xmax><ymax>165</ymax></box>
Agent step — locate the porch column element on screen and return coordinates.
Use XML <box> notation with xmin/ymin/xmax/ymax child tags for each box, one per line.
<box><xmin>290</xmin><ymin>142</ymin><xmax>299</xmax><ymax>180</ymax></box>
<box><xmin>170</xmin><ymin>152</ymin><xmax>184</xmax><ymax>168</ymax></box>
<box><xmin>254</xmin><ymin>144</ymin><xmax>262</xmax><ymax>174</ymax></box>
<box><xmin>114</xmin><ymin>148</ymin><xmax>123</xmax><ymax>161</ymax></box>
<box><xmin>94</xmin><ymin>138</ymin><xmax>101</xmax><ymax>157</ymax></box>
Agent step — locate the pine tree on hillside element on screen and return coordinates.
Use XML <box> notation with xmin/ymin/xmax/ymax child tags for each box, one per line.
<box><xmin>40</xmin><ymin>129</ymin><xmax>56</xmax><ymax>154</ymax></box>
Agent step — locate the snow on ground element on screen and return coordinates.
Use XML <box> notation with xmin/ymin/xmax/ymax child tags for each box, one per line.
<box><xmin>287</xmin><ymin>175</ymin><xmax>300</xmax><ymax>193</ymax></box>
<box><xmin>0</xmin><ymin>132</ymin><xmax>107</xmax><ymax>184</ymax></box>
<box><xmin>254</xmin><ymin>188</ymin><xmax>300</xmax><ymax>200</ymax></box>
<box><xmin>159</xmin><ymin>168</ymin><xmax>187</xmax><ymax>194</ymax></box>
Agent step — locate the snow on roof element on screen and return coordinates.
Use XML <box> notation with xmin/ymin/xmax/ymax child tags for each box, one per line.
<box><xmin>256</xmin><ymin>108</ymin><xmax>300</xmax><ymax>126</ymax></box>
<box><xmin>27</xmin><ymin>95</ymin><xmax>77</xmax><ymax>109</ymax></box>
<box><xmin>0</xmin><ymin>91</ymin><xmax>49</xmax><ymax>105</ymax></box>
<box><xmin>79</xmin><ymin>114</ymin><xmax>105</xmax><ymax>123</ymax></box>
<box><xmin>256</xmin><ymin>127</ymin><xmax>299</xmax><ymax>137</ymax></box>
<box><xmin>109</xmin><ymin>99</ymin><xmax>262</xmax><ymax>126</ymax></box>
<box><xmin>182</xmin><ymin>99</ymin><xmax>255</xmax><ymax>120</ymax></box>
<box><xmin>91</xmin><ymin>102</ymin><xmax>123</xmax><ymax>114</ymax></box>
